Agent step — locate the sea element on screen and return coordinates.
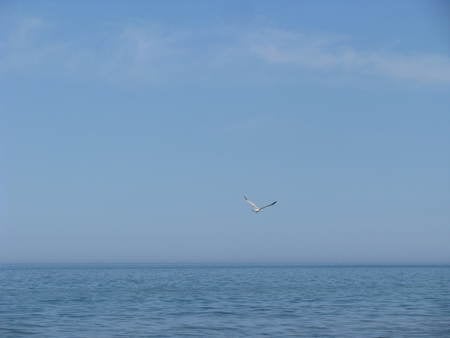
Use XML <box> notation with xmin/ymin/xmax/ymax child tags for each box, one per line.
<box><xmin>0</xmin><ymin>264</ymin><xmax>449</xmax><ymax>337</ymax></box>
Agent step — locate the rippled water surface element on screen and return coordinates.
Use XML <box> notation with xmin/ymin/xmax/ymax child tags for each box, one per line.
<box><xmin>0</xmin><ymin>265</ymin><xmax>449</xmax><ymax>337</ymax></box>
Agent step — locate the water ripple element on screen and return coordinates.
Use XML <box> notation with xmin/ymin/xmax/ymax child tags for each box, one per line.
<box><xmin>0</xmin><ymin>265</ymin><xmax>449</xmax><ymax>337</ymax></box>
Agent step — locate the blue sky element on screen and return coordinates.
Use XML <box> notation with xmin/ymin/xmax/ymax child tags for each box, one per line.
<box><xmin>1</xmin><ymin>0</ymin><xmax>449</xmax><ymax>264</ymax></box>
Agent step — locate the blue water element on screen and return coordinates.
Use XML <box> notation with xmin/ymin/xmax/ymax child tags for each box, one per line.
<box><xmin>0</xmin><ymin>265</ymin><xmax>449</xmax><ymax>337</ymax></box>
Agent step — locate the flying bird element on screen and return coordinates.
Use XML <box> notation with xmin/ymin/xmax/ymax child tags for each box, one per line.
<box><xmin>244</xmin><ymin>195</ymin><xmax>277</xmax><ymax>213</ymax></box>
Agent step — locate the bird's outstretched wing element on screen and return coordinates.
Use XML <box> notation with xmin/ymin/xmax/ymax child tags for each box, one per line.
<box><xmin>244</xmin><ymin>195</ymin><xmax>259</xmax><ymax>209</ymax></box>
<box><xmin>260</xmin><ymin>201</ymin><xmax>277</xmax><ymax>210</ymax></box>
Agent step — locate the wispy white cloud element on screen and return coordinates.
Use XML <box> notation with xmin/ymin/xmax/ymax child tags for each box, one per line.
<box><xmin>245</xmin><ymin>28</ymin><xmax>450</xmax><ymax>84</ymax></box>
<box><xmin>0</xmin><ymin>17</ymin><xmax>65</xmax><ymax>72</ymax></box>
<box><xmin>98</xmin><ymin>25</ymin><xmax>187</xmax><ymax>80</ymax></box>
<box><xmin>1</xmin><ymin>18</ymin><xmax>450</xmax><ymax>85</ymax></box>
<box><xmin>0</xmin><ymin>18</ymin><xmax>185</xmax><ymax>82</ymax></box>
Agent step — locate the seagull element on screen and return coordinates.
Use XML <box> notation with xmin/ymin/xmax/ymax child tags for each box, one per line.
<box><xmin>244</xmin><ymin>195</ymin><xmax>277</xmax><ymax>213</ymax></box>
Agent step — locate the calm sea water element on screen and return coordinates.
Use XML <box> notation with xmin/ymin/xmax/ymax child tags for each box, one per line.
<box><xmin>0</xmin><ymin>265</ymin><xmax>449</xmax><ymax>337</ymax></box>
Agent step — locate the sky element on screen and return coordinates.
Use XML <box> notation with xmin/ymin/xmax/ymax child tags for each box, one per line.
<box><xmin>1</xmin><ymin>0</ymin><xmax>449</xmax><ymax>264</ymax></box>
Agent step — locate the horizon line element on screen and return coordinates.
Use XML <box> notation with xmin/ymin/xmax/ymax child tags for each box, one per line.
<box><xmin>1</xmin><ymin>261</ymin><xmax>449</xmax><ymax>267</ymax></box>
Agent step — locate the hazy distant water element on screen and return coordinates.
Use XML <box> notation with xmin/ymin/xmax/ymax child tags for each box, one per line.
<box><xmin>0</xmin><ymin>265</ymin><xmax>449</xmax><ymax>337</ymax></box>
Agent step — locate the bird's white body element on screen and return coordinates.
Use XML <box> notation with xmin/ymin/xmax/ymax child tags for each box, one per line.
<box><xmin>244</xmin><ymin>195</ymin><xmax>277</xmax><ymax>213</ymax></box>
